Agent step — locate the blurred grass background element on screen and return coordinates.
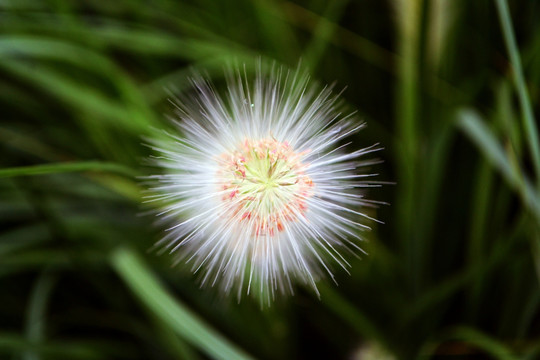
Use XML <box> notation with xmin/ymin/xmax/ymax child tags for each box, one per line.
<box><xmin>1</xmin><ymin>0</ymin><xmax>540</xmax><ymax>359</ymax></box>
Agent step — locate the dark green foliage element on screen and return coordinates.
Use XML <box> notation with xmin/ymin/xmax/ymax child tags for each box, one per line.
<box><xmin>1</xmin><ymin>0</ymin><xmax>539</xmax><ymax>359</ymax></box>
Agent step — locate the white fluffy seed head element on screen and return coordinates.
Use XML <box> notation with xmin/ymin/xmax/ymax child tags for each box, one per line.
<box><xmin>146</xmin><ymin>65</ymin><xmax>381</xmax><ymax>303</ymax></box>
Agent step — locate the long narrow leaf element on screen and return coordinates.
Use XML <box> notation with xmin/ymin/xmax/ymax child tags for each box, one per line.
<box><xmin>495</xmin><ymin>0</ymin><xmax>540</xmax><ymax>184</ymax></box>
<box><xmin>457</xmin><ymin>109</ymin><xmax>540</xmax><ymax>223</ymax></box>
<box><xmin>0</xmin><ymin>162</ymin><xmax>135</xmax><ymax>178</ymax></box>
<box><xmin>444</xmin><ymin>327</ymin><xmax>518</xmax><ymax>360</ymax></box>
<box><xmin>110</xmin><ymin>247</ymin><xmax>254</xmax><ymax>360</ymax></box>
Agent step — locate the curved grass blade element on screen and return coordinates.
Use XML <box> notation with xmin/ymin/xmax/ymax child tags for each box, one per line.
<box><xmin>0</xmin><ymin>161</ymin><xmax>135</xmax><ymax>178</ymax></box>
<box><xmin>24</xmin><ymin>271</ymin><xmax>56</xmax><ymax>360</ymax></box>
<box><xmin>495</xmin><ymin>0</ymin><xmax>540</xmax><ymax>184</ymax></box>
<box><xmin>457</xmin><ymin>109</ymin><xmax>540</xmax><ymax>223</ymax></box>
<box><xmin>0</xmin><ymin>333</ymin><xmax>111</xmax><ymax>360</ymax></box>
<box><xmin>431</xmin><ymin>326</ymin><xmax>518</xmax><ymax>360</ymax></box>
<box><xmin>111</xmin><ymin>247</ymin><xmax>255</xmax><ymax>360</ymax></box>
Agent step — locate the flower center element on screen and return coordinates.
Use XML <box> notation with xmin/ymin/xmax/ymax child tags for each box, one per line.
<box><xmin>218</xmin><ymin>138</ymin><xmax>314</xmax><ymax>236</ymax></box>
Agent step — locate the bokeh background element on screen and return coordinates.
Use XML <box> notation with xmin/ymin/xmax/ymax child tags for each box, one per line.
<box><xmin>2</xmin><ymin>0</ymin><xmax>540</xmax><ymax>359</ymax></box>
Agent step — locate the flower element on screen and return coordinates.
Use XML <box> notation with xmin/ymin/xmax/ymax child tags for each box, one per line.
<box><xmin>146</xmin><ymin>65</ymin><xmax>381</xmax><ymax>302</ymax></box>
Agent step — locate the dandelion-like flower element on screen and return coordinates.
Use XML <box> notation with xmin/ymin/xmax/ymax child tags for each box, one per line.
<box><xmin>147</xmin><ymin>65</ymin><xmax>381</xmax><ymax>302</ymax></box>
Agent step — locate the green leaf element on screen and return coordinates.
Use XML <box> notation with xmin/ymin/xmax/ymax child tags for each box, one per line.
<box><xmin>110</xmin><ymin>247</ymin><xmax>255</xmax><ymax>360</ymax></box>
<box><xmin>495</xmin><ymin>0</ymin><xmax>540</xmax><ymax>185</ymax></box>
<box><xmin>318</xmin><ymin>283</ymin><xmax>387</xmax><ymax>349</ymax></box>
<box><xmin>0</xmin><ymin>332</ymin><xmax>135</xmax><ymax>359</ymax></box>
<box><xmin>457</xmin><ymin>109</ymin><xmax>540</xmax><ymax>224</ymax></box>
<box><xmin>24</xmin><ymin>271</ymin><xmax>57</xmax><ymax>360</ymax></box>
<box><xmin>439</xmin><ymin>326</ymin><xmax>518</xmax><ymax>360</ymax></box>
<box><xmin>0</xmin><ymin>161</ymin><xmax>135</xmax><ymax>178</ymax></box>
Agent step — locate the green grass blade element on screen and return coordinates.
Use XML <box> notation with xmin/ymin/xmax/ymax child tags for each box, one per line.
<box><xmin>149</xmin><ymin>315</ymin><xmax>202</xmax><ymax>360</ymax></box>
<box><xmin>0</xmin><ymin>224</ymin><xmax>51</xmax><ymax>255</ymax></box>
<box><xmin>24</xmin><ymin>271</ymin><xmax>56</xmax><ymax>360</ymax></box>
<box><xmin>394</xmin><ymin>0</ymin><xmax>423</xmax><ymax>295</ymax></box>
<box><xmin>0</xmin><ymin>162</ymin><xmax>135</xmax><ymax>178</ymax></box>
<box><xmin>110</xmin><ymin>247</ymin><xmax>255</xmax><ymax>360</ymax></box>
<box><xmin>457</xmin><ymin>109</ymin><xmax>540</xmax><ymax>223</ymax></box>
<box><xmin>0</xmin><ymin>61</ymin><xmax>146</xmax><ymax>136</ymax></box>
<box><xmin>466</xmin><ymin>160</ymin><xmax>493</xmax><ymax>319</ymax></box>
<box><xmin>444</xmin><ymin>326</ymin><xmax>518</xmax><ymax>360</ymax></box>
<box><xmin>495</xmin><ymin>0</ymin><xmax>540</xmax><ymax>185</ymax></box>
<box><xmin>252</xmin><ymin>0</ymin><xmax>299</xmax><ymax>62</ymax></box>
<box><xmin>0</xmin><ymin>333</ymin><xmax>135</xmax><ymax>359</ymax></box>
<box><xmin>318</xmin><ymin>283</ymin><xmax>387</xmax><ymax>348</ymax></box>
<box><xmin>0</xmin><ymin>36</ymin><xmax>158</xmax><ymax>129</ymax></box>
<box><xmin>302</xmin><ymin>0</ymin><xmax>349</xmax><ymax>70</ymax></box>
<box><xmin>458</xmin><ymin>110</ymin><xmax>517</xmax><ymax>184</ymax></box>
<box><xmin>403</xmin><ymin>223</ymin><xmax>515</xmax><ymax>323</ymax></box>
<box><xmin>280</xmin><ymin>2</ymin><xmax>395</xmax><ymax>73</ymax></box>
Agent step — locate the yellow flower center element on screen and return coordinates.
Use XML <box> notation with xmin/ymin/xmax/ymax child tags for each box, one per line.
<box><xmin>217</xmin><ymin>138</ymin><xmax>314</xmax><ymax>236</ymax></box>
